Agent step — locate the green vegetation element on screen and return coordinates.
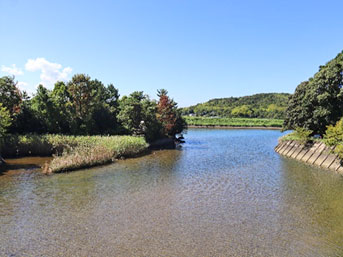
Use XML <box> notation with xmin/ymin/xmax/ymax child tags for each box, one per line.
<box><xmin>0</xmin><ymin>134</ymin><xmax>148</xmax><ymax>173</ymax></box>
<box><xmin>44</xmin><ymin>136</ymin><xmax>148</xmax><ymax>173</ymax></box>
<box><xmin>280</xmin><ymin>50</ymin><xmax>343</xmax><ymax>161</ymax></box>
<box><xmin>0</xmin><ymin>74</ymin><xmax>185</xmax><ymax>172</ymax></box>
<box><xmin>0</xmin><ymin>103</ymin><xmax>12</xmax><ymax>167</ymax></box>
<box><xmin>0</xmin><ymin>74</ymin><xmax>185</xmax><ymax>142</ymax></box>
<box><xmin>283</xmin><ymin>51</ymin><xmax>343</xmax><ymax>135</ymax></box>
<box><xmin>182</xmin><ymin>93</ymin><xmax>290</xmax><ymax>119</ymax></box>
<box><xmin>281</xmin><ymin>118</ymin><xmax>343</xmax><ymax>160</ymax></box>
<box><xmin>323</xmin><ymin>119</ymin><xmax>343</xmax><ymax>159</ymax></box>
<box><xmin>0</xmin><ymin>103</ymin><xmax>12</xmax><ymax>139</ymax></box>
<box><xmin>185</xmin><ymin>116</ymin><xmax>283</xmax><ymax>127</ymax></box>
<box><xmin>280</xmin><ymin>127</ymin><xmax>313</xmax><ymax>145</ymax></box>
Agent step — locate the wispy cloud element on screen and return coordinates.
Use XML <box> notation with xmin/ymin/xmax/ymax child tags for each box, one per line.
<box><xmin>25</xmin><ymin>58</ymin><xmax>72</xmax><ymax>88</ymax></box>
<box><xmin>1</xmin><ymin>64</ymin><xmax>24</xmax><ymax>76</ymax></box>
<box><xmin>17</xmin><ymin>81</ymin><xmax>29</xmax><ymax>90</ymax></box>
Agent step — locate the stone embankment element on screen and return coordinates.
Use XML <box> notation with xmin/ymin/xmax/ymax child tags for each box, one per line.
<box><xmin>275</xmin><ymin>140</ymin><xmax>343</xmax><ymax>173</ymax></box>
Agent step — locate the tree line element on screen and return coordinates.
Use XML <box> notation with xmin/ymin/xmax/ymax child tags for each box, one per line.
<box><xmin>0</xmin><ymin>74</ymin><xmax>186</xmax><ymax>143</ymax></box>
<box><xmin>181</xmin><ymin>93</ymin><xmax>290</xmax><ymax>119</ymax></box>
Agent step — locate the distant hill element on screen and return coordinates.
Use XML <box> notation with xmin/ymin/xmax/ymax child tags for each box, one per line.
<box><xmin>181</xmin><ymin>93</ymin><xmax>291</xmax><ymax>119</ymax></box>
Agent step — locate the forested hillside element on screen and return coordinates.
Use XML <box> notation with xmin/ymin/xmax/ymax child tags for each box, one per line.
<box><xmin>181</xmin><ymin>93</ymin><xmax>291</xmax><ymax>119</ymax></box>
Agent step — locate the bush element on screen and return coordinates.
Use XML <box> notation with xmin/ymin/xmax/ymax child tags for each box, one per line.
<box><xmin>281</xmin><ymin>127</ymin><xmax>313</xmax><ymax>145</ymax></box>
<box><xmin>323</xmin><ymin>118</ymin><xmax>343</xmax><ymax>159</ymax></box>
<box><xmin>323</xmin><ymin>118</ymin><xmax>343</xmax><ymax>146</ymax></box>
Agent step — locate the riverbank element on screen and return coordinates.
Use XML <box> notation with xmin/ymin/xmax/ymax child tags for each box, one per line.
<box><xmin>184</xmin><ymin>116</ymin><xmax>283</xmax><ymax>128</ymax></box>
<box><xmin>0</xmin><ymin>134</ymin><xmax>149</xmax><ymax>173</ymax></box>
<box><xmin>275</xmin><ymin>140</ymin><xmax>343</xmax><ymax>173</ymax></box>
<box><xmin>187</xmin><ymin>125</ymin><xmax>281</xmax><ymax>130</ymax></box>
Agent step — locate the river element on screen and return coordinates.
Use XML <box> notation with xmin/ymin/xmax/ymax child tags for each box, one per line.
<box><xmin>1</xmin><ymin>129</ymin><xmax>343</xmax><ymax>256</ymax></box>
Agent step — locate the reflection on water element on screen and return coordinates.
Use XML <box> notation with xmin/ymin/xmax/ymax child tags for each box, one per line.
<box><xmin>1</xmin><ymin>129</ymin><xmax>343</xmax><ymax>256</ymax></box>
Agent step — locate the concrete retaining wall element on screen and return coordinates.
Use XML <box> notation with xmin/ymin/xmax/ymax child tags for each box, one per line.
<box><xmin>275</xmin><ymin>140</ymin><xmax>343</xmax><ymax>174</ymax></box>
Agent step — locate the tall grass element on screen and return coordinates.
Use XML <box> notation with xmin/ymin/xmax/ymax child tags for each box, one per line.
<box><xmin>1</xmin><ymin>134</ymin><xmax>148</xmax><ymax>173</ymax></box>
<box><xmin>184</xmin><ymin>116</ymin><xmax>283</xmax><ymax>127</ymax></box>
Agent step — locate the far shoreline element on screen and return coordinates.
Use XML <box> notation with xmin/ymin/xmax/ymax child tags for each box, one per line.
<box><xmin>187</xmin><ymin>125</ymin><xmax>282</xmax><ymax>130</ymax></box>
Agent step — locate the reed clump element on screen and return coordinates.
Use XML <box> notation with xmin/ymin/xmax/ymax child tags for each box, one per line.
<box><xmin>1</xmin><ymin>134</ymin><xmax>148</xmax><ymax>173</ymax></box>
<box><xmin>43</xmin><ymin>145</ymin><xmax>115</xmax><ymax>173</ymax></box>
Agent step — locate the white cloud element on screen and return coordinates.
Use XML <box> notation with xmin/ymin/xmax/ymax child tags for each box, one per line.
<box><xmin>17</xmin><ymin>81</ymin><xmax>34</xmax><ymax>94</ymax></box>
<box><xmin>1</xmin><ymin>64</ymin><xmax>24</xmax><ymax>76</ymax></box>
<box><xmin>17</xmin><ymin>81</ymin><xmax>28</xmax><ymax>88</ymax></box>
<box><xmin>25</xmin><ymin>58</ymin><xmax>72</xmax><ymax>88</ymax></box>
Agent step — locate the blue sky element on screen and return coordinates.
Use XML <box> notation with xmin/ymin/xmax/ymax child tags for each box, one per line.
<box><xmin>0</xmin><ymin>0</ymin><xmax>342</xmax><ymax>107</ymax></box>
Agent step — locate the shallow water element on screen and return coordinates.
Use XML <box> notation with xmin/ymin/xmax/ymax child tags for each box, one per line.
<box><xmin>1</xmin><ymin>129</ymin><xmax>343</xmax><ymax>256</ymax></box>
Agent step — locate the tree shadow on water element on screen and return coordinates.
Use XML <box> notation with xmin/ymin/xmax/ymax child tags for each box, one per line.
<box><xmin>0</xmin><ymin>162</ymin><xmax>41</xmax><ymax>175</ymax></box>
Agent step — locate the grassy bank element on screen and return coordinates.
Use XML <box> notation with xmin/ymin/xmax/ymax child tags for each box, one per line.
<box><xmin>1</xmin><ymin>134</ymin><xmax>148</xmax><ymax>173</ymax></box>
<box><xmin>184</xmin><ymin>116</ymin><xmax>283</xmax><ymax>128</ymax></box>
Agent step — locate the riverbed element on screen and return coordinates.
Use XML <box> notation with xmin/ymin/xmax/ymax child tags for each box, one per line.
<box><xmin>1</xmin><ymin>129</ymin><xmax>343</xmax><ymax>256</ymax></box>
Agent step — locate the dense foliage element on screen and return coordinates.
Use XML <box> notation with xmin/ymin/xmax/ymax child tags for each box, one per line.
<box><xmin>323</xmin><ymin>118</ymin><xmax>343</xmax><ymax>159</ymax></box>
<box><xmin>283</xmin><ymin>51</ymin><xmax>343</xmax><ymax>135</ymax></box>
<box><xmin>157</xmin><ymin>89</ymin><xmax>186</xmax><ymax>136</ymax></box>
<box><xmin>181</xmin><ymin>93</ymin><xmax>290</xmax><ymax>119</ymax></box>
<box><xmin>184</xmin><ymin>116</ymin><xmax>283</xmax><ymax>127</ymax></box>
<box><xmin>0</xmin><ymin>74</ymin><xmax>186</xmax><ymax>143</ymax></box>
<box><xmin>0</xmin><ymin>103</ymin><xmax>12</xmax><ymax>139</ymax></box>
<box><xmin>281</xmin><ymin>127</ymin><xmax>313</xmax><ymax>145</ymax></box>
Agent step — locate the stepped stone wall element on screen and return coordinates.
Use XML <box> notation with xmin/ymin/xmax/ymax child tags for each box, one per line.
<box><xmin>275</xmin><ymin>140</ymin><xmax>343</xmax><ymax>174</ymax></box>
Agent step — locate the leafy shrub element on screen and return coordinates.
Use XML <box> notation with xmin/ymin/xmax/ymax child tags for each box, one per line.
<box><xmin>323</xmin><ymin>118</ymin><xmax>343</xmax><ymax>159</ymax></box>
<box><xmin>323</xmin><ymin>119</ymin><xmax>343</xmax><ymax>146</ymax></box>
<box><xmin>281</xmin><ymin>127</ymin><xmax>313</xmax><ymax>145</ymax></box>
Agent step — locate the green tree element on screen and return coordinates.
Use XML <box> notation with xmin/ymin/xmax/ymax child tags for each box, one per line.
<box><xmin>118</xmin><ymin>91</ymin><xmax>145</xmax><ymax>135</ymax></box>
<box><xmin>117</xmin><ymin>91</ymin><xmax>165</xmax><ymax>141</ymax></box>
<box><xmin>283</xmin><ymin>51</ymin><xmax>343</xmax><ymax>135</ymax></box>
<box><xmin>0</xmin><ymin>76</ymin><xmax>22</xmax><ymax>116</ymax></box>
<box><xmin>10</xmin><ymin>91</ymin><xmax>42</xmax><ymax>134</ymax></box>
<box><xmin>0</xmin><ymin>103</ymin><xmax>12</xmax><ymax>161</ymax></box>
<box><xmin>90</xmin><ymin>81</ymin><xmax>120</xmax><ymax>134</ymax></box>
<box><xmin>0</xmin><ymin>103</ymin><xmax>12</xmax><ymax>138</ymax></box>
<box><xmin>68</xmin><ymin>74</ymin><xmax>92</xmax><ymax>120</ymax></box>
<box><xmin>141</xmin><ymin>97</ymin><xmax>163</xmax><ymax>142</ymax></box>
<box><xmin>31</xmin><ymin>85</ymin><xmax>59</xmax><ymax>133</ymax></box>
<box><xmin>66</xmin><ymin>74</ymin><xmax>120</xmax><ymax>134</ymax></box>
<box><xmin>51</xmin><ymin>81</ymin><xmax>72</xmax><ymax>133</ymax></box>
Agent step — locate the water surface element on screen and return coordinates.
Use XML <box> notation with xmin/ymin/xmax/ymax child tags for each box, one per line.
<box><xmin>1</xmin><ymin>129</ymin><xmax>343</xmax><ymax>256</ymax></box>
